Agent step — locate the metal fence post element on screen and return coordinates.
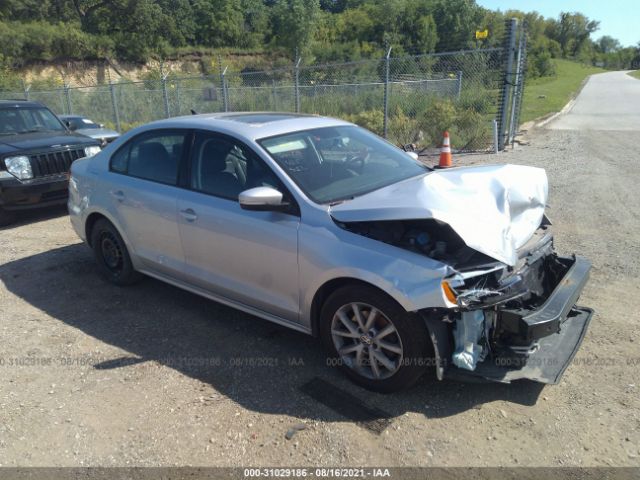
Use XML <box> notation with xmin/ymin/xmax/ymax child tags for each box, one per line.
<box><xmin>63</xmin><ymin>84</ymin><xmax>72</xmax><ymax>115</ymax></box>
<box><xmin>509</xmin><ymin>26</ymin><xmax>528</xmax><ymax>147</ymax></box>
<box><xmin>217</xmin><ymin>56</ymin><xmax>226</xmax><ymax>112</ymax></box>
<box><xmin>456</xmin><ymin>71</ymin><xmax>463</xmax><ymax>99</ymax></box>
<box><xmin>497</xmin><ymin>18</ymin><xmax>518</xmax><ymax>151</ymax></box>
<box><xmin>22</xmin><ymin>80</ymin><xmax>30</xmax><ymax>100</ymax></box>
<box><xmin>161</xmin><ymin>74</ymin><xmax>170</xmax><ymax>118</ymax></box>
<box><xmin>221</xmin><ymin>67</ymin><xmax>229</xmax><ymax>112</ymax></box>
<box><xmin>109</xmin><ymin>81</ymin><xmax>121</xmax><ymax>132</ymax></box>
<box><xmin>272</xmin><ymin>79</ymin><xmax>277</xmax><ymax>110</ymax></box>
<box><xmin>508</xmin><ymin>29</ymin><xmax>525</xmax><ymax>145</ymax></box>
<box><xmin>493</xmin><ymin>119</ymin><xmax>499</xmax><ymax>154</ymax></box>
<box><xmin>294</xmin><ymin>57</ymin><xmax>301</xmax><ymax>113</ymax></box>
<box><xmin>383</xmin><ymin>46</ymin><xmax>392</xmax><ymax>138</ymax></box>
<box><xmin>175</xmin><ymin>78</ymin><xmax>181</xmax><ymax>116</ymax></box>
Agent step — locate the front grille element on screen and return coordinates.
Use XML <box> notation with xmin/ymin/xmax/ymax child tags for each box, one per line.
<box><xmin>29</xmin><ymin>148</ymin><xmax>85</xmax><ymax>178</ymax></box>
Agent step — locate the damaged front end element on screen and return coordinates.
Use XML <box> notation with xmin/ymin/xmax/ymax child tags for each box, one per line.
<box><xmin>337</xmin><ymin>217</ymin><xmax>593</xmax><ymax>385</ymax></box>
<box><xmin>330</xmin><ymin>164</ymin><xmax>592</xmax><ymax>384</ymax></box>
<box><xmin>438</xmin><ymin>224</ymin><xmax>593</xmax><ymax>384</ymax></box>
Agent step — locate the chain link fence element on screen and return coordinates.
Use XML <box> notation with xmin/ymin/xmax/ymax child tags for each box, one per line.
<box><xmin>0</xmin><ymin>20</ymin><xmax>527</xmax><ymax>152</ymax></box>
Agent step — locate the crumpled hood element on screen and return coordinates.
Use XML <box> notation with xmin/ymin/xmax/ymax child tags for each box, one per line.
<box><xmin>330</xmin><ymin>164</ymin><xmax>548</xmax><ymax>266</ymax></box>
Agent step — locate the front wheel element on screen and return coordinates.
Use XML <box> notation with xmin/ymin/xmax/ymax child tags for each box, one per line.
<box><xmin>90</xmin><ymin>219</ymin><xmax>142</xmax><ymax>286</ymax></box>
<box><xmin>320</xmin><ymin>285</ymin><xmax>432</xmax><ymax>392</ymax></box>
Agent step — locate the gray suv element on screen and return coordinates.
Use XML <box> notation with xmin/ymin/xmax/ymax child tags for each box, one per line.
<box><xmin>69</xmin><ymin>113</ymin><xmax>593</xmax><ymax>392</ymax></box>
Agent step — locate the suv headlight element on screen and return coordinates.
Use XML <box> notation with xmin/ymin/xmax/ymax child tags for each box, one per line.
<box><xmin>4</xmin><ymin>156</ymin><xmax>33</xmax><ymax>180</ymax></box>
<box><xmin>84</xmin><ymin>145</ymin><xmax>101</xmax><ymax>158</ymax></box>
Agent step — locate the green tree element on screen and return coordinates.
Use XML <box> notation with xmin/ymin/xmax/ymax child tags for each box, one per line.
<box><xmin>546</xmin><ymin>12</ymin><xmax>599</xmax><ymax>58</ymax></box>
<box><xmin>596</xmin><ymin>35</ymin><xmax>621</xmax><ymax>54</ymax></box>
<box><xmin>240</xmin><ymin>0</ymin><xmax>270</xmax><ymax>48</ymax></box>
<box><xmin>408</xmin><ymin>14</ymin><xmax>438</xmax><ymax>53</ymax></box>
<box><xmin>335</xmin><ymin>7</ymin><xmax>375</xmax><ymax>43</ymax></box>
<box><xmin>156</xmin><ymin>0</ymin><xmax>197</xmax><ymax>46</ymax></box>
<box><xmin>0</xmin><ymin>0</ymin><xmax>55</xmax><ymax>21</ymax></box>
<box><xmin>431</xmin><ymin>0</ymin><xmax>482</xmax><ymax>51</ymax></box>
<box><xmin>270</xmin><ymin>0</ymin><xmax>321</xmax><ymax>57</ymax></box>
<box><xmin>192</xmin><ymin>0</ymin><xmax>244</xmax><ymax>48</ymax></box>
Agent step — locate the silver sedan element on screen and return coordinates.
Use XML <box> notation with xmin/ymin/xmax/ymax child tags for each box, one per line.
<box><xmin>60</xmin><ymin>115</ymin><xmax>120</xmax><ymax>147</ymax></box>
<box><xmin>68</xmin><ymin>113</ymin><xmax>593</xmax><ymax>392</ymax></box>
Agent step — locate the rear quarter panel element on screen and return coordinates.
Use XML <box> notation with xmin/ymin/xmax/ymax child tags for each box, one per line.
<box><xmin>68</xmin><ymin>151</ymin><xmax>139</xmax><ymax>267</ymax></box>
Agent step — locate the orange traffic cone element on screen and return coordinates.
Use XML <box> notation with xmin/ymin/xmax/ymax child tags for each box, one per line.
<box><xmin>438</xmin><ymin>131</ymin><xmax>453</xmax><ymax>168</ymax></box>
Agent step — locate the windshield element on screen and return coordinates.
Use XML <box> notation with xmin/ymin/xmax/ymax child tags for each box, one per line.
<box><xmin>0</xmin><ymin>107</ymin><xmax>66</xmax><ymax>135</ymax></box>
<box><xmin>259</xmin><ymin>126</ymin><xmax>428</xmax><ymax>204</ymax></box>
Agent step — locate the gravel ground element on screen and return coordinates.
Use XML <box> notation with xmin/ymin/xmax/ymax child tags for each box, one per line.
<box><xmin>1</xmin><ymin>124</ymin><xmax>639</xmax><ymax>467</ymax></box>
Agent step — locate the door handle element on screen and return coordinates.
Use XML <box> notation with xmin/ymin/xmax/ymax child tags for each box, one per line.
<box><xmin>180</xmin><ymin>208</ymin><xmax>198</xmax><ymax>222</ymax></box>
<box><xmin>111</xmin><ymin>190</ymin><xmax>125</xmax><ymax>202</ymax></box>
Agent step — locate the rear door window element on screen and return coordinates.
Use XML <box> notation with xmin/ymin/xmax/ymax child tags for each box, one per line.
<box><xmin>110</xmin><ymin>130</ymin><xmax>187</xmax><ymax>185</ymax></box>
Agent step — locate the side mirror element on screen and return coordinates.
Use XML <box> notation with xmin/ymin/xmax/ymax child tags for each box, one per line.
<box><xmin>406</xmin><ymin>151</ymin><xmax>419</xmax><ymax>161</ymax></box>
<box><xmin>65</xmin><ymin>120</ymin><xmax>75</xmax><ymax>130</ymax></box>
<box><xmin>239</xmin><ymin>186</ymin><xmax>289</xmax><ymax>212</ymax></box>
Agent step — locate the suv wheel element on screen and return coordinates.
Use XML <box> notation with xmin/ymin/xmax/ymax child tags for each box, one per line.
<box><xmin>90</xmin><ymin>219</ymin><xmax>142</xmax><ymax>286</ymax></box>
<box><xmin>320</xmin><ymin>285</ymin><xmax>432</xmax><ymax>392</ymax></box>
<box><xmin>0</xmin><ymin>207</ymin><xmax>15</xmax><ymax>227</ymax></box>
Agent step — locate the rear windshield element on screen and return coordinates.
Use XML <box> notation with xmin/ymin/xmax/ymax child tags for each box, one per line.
<box><xmin>0</xmin><ymin>107</ymin><xmax>66</xmax><ymax>135</ymax></box>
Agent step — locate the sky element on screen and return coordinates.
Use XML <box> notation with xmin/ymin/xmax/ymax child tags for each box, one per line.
<box><xmin>476</xmin><ymin>0</ymin><xmax>639</xmax><ymax>47</ymax></box>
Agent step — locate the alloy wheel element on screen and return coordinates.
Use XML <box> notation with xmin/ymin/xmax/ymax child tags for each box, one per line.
<box><xmin>330</xmin><ymin>302</ymin><xmax>404</xmax><ymax>380</ymax></box>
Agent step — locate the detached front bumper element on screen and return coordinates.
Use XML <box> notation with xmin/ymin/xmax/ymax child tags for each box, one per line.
<box><xmin>0</xmin><ymin>174</ymin><xmax>69</xmax><ymax>210</ymax></box>
<box><xmin>449</xmin><ymin>306</ymin><xmax>593</xmax><ymax>384</ymax></box>
<box><xmin>428</xmin><ymin>255</ymin><xmax>593</xmax><ymax>385</ymax></box>
<box><xmin>498</xmin><ymin>256</ymin><xmax>591</xmax><ymax>344</ymax></box>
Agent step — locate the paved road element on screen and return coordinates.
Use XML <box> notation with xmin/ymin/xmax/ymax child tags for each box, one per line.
<box><xmin>548</xmin><ymin>70</ymin><xmax>640</xmax><ymax>130</ymax></box>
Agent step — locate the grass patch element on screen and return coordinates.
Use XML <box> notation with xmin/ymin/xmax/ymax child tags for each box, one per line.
<box><xmin>628</xmin><ymin>70</ymin><xmax>640</xmax><ymax>80</ymax></box>
<box><xmin>521</xmin><ymin>59</ymin><xmax>606</xmax><ymax>123</ymax></box>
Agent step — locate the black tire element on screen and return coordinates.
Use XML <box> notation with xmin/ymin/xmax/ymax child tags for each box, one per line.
<box><xmin>0</xmin><ymin>206</ymin><xmax>15</xmax><ymax>227</ymax></box>
<box><xmin>320</xmin><ymin>285</ymin><xmax>433</xmax><ymax>393</ymax></box>
<box><xmin>90</xmin><ymin>218</ymin><xmax>142</xmax><ymax>286</ymax></box>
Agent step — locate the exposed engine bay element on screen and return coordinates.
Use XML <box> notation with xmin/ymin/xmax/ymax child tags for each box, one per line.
<box><xmin>337</xmin><ymin>217</ymin><xmax>561</xmax><ymax>308</ymax></box>
<box><xmin>337</xmin><ymin>218</ymin><xmax>493</xmax><ymax>268</ymax></box>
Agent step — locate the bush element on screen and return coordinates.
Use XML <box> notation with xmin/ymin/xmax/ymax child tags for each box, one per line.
<box><xmin>451</xmin><ymin>109</ymin><xmax>489</xmax><ymax>151</ymax></box>
<box><xmin>457</xmin><ymin>90</ymin><xmax>493</xmax><ymax>114</ymax></box>
<box><xmin>388</xmin><ymin>106</ymin><xmax>422</xmax><ymax>146</ymax></box>
<box><xmin>0</xmin><ymin>55</ymin><xmax>22</xmax><ymax>91</ymax></box>
<box><xmin>342</xmin><ymin>109</ymin><xmax>384</xmax><ymax>135</ymax></box>
<box><xmin>528</xmin><ymin>50</ymin><xmax>556</xmax><ymax>78</ymax></box>
<box><xmin>102</xmin><ymin>121</ymin><xmax>143</xmax><ymax>133</ymax></box>
<box><xmin>418</xmin><ymin>98</ymin><xmax>457</xmax><ymax>146</ymax></box>
<box><xmin>0</xmin><ymin>21</ymin><xmax>100</xmax><ymax>65</ymax></box>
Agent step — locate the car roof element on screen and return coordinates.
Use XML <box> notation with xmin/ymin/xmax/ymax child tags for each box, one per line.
<box><xmin>142</xmin><ymin>112</ymin><xmax>353</xmax><ymax>142</ymax></box>
<box><xmin>0</xmin><ymin>99</ymin><xmax>47</xmax><ymax>108</ymax></box>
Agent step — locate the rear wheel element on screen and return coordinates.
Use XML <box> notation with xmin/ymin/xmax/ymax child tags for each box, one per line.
<box><xmin>320</xmin><ymin>285</ymin><xmax>432</xmax><ymax>392</ymax></box>
<box><xmin>90</xmin><ymin>219</ymin><xmax>142</xmax><ymax>286</ymax></box>
<box><xmin>0</xmin><ymin>207</ymin><xmax>15</xmax><ymax>227</ymax></box>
